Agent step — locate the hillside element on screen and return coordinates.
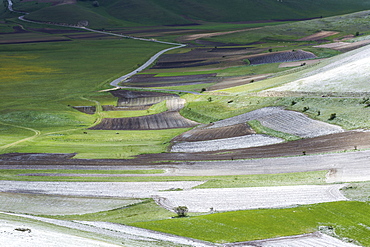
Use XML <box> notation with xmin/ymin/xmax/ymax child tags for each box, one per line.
<box><xmin>266</xmin><ymin>44</ymin><xmax>370</xmax><ymax>94</ymax></box>
<box><xmin>18</xmin><ymin>0</ymin><xmax>370</xmax><ymax>27</ymax></box>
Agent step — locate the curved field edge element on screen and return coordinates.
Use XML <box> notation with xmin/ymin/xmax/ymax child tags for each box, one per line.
<box><xmin>132</xmin><ymin>201</ymin><xmax>370</xmax><ymax>245</ymax></box>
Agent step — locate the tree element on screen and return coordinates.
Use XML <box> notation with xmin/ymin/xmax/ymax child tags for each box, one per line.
<box><xmin>174</xmin><ymin>206</ymin><xmax>188</xmax><ymax>217</ymax></box>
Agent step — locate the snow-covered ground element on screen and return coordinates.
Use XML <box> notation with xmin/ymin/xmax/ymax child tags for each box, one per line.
<box><xmin>268</xmin><ymin>44</ymin><xmax>370</xmax><ymax>92</ymax></box>
<box><xmin>154</xmin><ymin>184</ymin><xmax>348</xmax><ymax>212</ymax></box>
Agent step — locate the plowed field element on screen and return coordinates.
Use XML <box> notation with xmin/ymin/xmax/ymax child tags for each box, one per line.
<box><xmin>209</xmin><ymin>107</ymin><xmax>343</xmax><ymax>138</ymax></box>
<box><xmin>247</xmin><ymin>50</ymin><xmax>316</xmax><ymax>65</ymax></box>
<box><xmin>172</xmin><ymin>123</ymin><xmax>255</xmax><ymax>142</ymax></box>
<box><xmin>90</xmin><ymin>111</ymin><xmax>198</xmax><ymax>130</ymax></box>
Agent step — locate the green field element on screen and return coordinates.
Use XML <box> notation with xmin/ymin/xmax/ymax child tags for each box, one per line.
<box><xmin>132</xmin><ymin>201</ymin><xmax>370</xmax><ymax>245</ymax></box>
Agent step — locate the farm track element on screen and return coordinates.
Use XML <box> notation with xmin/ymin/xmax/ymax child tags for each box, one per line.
<box><xmin>0</xmin><ymin>121</ymin><xmax>41</xmax><ymax>151</ymax></box>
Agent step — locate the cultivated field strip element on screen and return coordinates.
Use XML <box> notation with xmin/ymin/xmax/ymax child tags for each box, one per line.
<box><xmin>247</xmin><ymin>50</ymin><xmax>316</xmax><ymax>65</ymax></box>
<box><xmin>90</xmin><ymin>111</ymin><xmax>199</xmax><ymax>130</ymax></box>
<box><xmin>230</xmin><ymin>232</ymin><xmax>359</xmax><ymax>247</ymax></box>
<box><xmin>171</xmin><ymin>134</ymin><xmax>283</xmax><ymax>153</ymax></box>
<box><xmin>172</xmin><ymin>123</ymin><xmax>255</xmax><ymax>142</ymax></box>
<box><xmin>117</xmin><ymin>96</ymin><xmax>176</xmax><ymax>107</ymax></box>
<box><xmin>208</xmin><ymin>107</ymin><xmax>343</xmax><ymax>138</ymax></box>
<box><xmin>0</xmin><ymin>181</ymin><xmax>204</xmax><ymax>198</ymax></box>
<box><xmin>154</xmin><ymin>184</ymin><xmax>347</xmax><ymax>212</ymax></box>
<box><xmin>77</xmin><ymin>221</ymin><xmax>217</xmax><ymax>247</ymax></box>
<box><xmin>166</xmin><ymin>98</ymin><xmax>186</xmax><ymax>111</ymax></box>
<box><xmin>0</xmin><ymin>193</ymin><xmax>141</xmax><ymax>215</ymax></box>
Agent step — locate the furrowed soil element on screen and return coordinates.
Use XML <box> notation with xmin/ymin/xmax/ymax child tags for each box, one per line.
<box><xmin>90</xmin><ymin>111</ymin><xmax>199</xmax><ymax>130</ymax></box>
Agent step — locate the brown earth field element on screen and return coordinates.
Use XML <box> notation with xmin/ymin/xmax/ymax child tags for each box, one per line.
<box><xmin>110</xmin><ymin>89</ymin><xmax>178</xmax><ymax>107</ymax></box>
<box><xmin>72</xmin><ymin>106</ymin><xmax>96</xmax><ymax>115</ymax></box>
<box><xmin>2</xmin><ymin>131</ymin><xmax>370</xmax><ymax>166</ymax></box>
<box><xmin>150</xmin><ymin>47</ymin><xmax>264</xmax><ymax>70</ymax></box>
<box><xmin>208</xmin><ymin>74</ymin><xmax>272</xmax><ymax>91</ymax></box>
<box><xmin>172</xmin><ymin>123</ymin><xmax>255</xmax><ymax>142</ymax></box>
<box><xmin>246</xmin><ymin>50</ymin><xmax>317</xmax><ymax>65</ymax></box>
<box><xmin>89</xmin><ymin>111</ymin><xmax>199</xmax><ymax>130</ymax></box>
<box><xmin>122</xmin><ymin>73</ymin><xmax>218</xmax><ymax>87</ymax></box>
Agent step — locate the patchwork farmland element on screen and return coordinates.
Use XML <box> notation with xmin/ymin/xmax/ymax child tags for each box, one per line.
<box><xmin>1</xmin><ymin>1</ymin><xmax>370</xmax><ymax>246</ymax></box>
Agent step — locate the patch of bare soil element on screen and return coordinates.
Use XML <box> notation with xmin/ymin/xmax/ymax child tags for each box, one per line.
<box><xmin>89</xmin><ymin>111</ymin><xmax>199</xmax><ymax>130</ymax></box>
<box><xmin>72</xmin><ymin>106</ymin><xmax>96</xmax><ymax>115</ymax></box>
<box><xmin>172</xmin><ymin>123</ymin><xmax>255</xmax><ymax>142</ymax></box>
<box><xmin>297</xmin><ymin>31</ymin><xmax>339</xmax><ymax>41</ymax></box>
<box><xmin>0</xmin><ymin>153</ymin><xmax>76</xmax><ymax>161</ymax></box>
<box><xmin>0</xmin><ymin>34</ymin><xmax>71</xmax><ymax>44</ymax></box>
<box><xmin>247</xmin><ymin>50</ymin><xmax>316</xmax><ymax>65</ymax></box>
<box><xmin>110</xmin><ymin>89</ymin><xmax>178</xmax><ymax>107</ymax></box>
<box><xmin>208</xmin><ymin>74</ymin><xmax>272</xmax><ymax>91</ymax></box>
<box><xmin>102</xmin><ymin>105</ymin><xmax>151</xmax><ymax>111</ymax></box>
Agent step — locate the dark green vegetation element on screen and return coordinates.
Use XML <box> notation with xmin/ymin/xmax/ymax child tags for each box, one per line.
<box><xmin>6</xmin><ymin>0</ymin><xmax>370</xmax><ymax>27</ymax></box>
<box><xmin>133</xmin><ymin>201</ymin><xmax>370</xmax><ymax>245</ymax></box>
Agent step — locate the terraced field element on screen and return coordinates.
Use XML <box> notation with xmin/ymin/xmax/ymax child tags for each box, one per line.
<box><xmin>208</xmin><ymin>107</ymin><xmax>344</xmax><ymax>138</ymax></box>
<box><xmin>91</xmin><ymin>111</ymin><xmax>199</xmax><ymax>130</ymax></box>
<box><xmin>247</xmin><ymin>50</ymin><xmax>316</xmax><ymax>65</ymax></box>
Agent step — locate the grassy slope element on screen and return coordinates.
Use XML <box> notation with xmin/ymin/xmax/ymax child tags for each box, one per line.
<box><xmin>0</xmin><ymin>39</ymin><xmax>179</xmax><ymax>158</ymax></box>
<box><xmin>13</xmin><ymin>0</ymin><xmax>370</xmax><ymax>28</ymax></box>
<box><xmin>133</xmin><ymin>201</ymin><xmax>370</xmax><ymax>245</ymax></box>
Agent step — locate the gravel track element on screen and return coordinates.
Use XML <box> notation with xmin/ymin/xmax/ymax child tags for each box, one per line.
<box><xmin>154</xmin><ymin>184</ymin><xmax>347</xmax><ymax>212</ymax></box>
<box><xmin>207</xmin><ymin>107</ymin><xmax>343</xmax><ymax>138</ymax></box>
<box><xmin>171</xmin><ymin>134</ymin><xmax>283</xmax><ymax>153</ymax></box>
<box><xmin>228</xmin><ymin>232</ymin><xmax>359</xmax><ymax>247</ymax></box>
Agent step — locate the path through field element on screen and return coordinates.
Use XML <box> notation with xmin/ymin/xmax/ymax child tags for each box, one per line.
<box><xmin>0</xmin><ymin>121</ymin><xmax>41</xmax><ymax>151</ymax></box>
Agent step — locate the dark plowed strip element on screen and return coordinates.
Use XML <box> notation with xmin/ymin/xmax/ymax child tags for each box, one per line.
<box><xmin>247</xmin><ymin>50</ymin><xmax>316</xmax><ymax>65</ymax></box>
<box><xmin>110</xmin><ymin>90</ymin><xmax>178</xmax><ymax>99</ymax></box>
<box><xmin>172</xmin><ymin>123</ymin><xmax>255</xmax><ymax>142</ymax></box>
<box><xmin>102</xmin><ymin>105</ymin><xmax>151</xmax><ymax>111</ymax></box>
<box><xmin>90</xmin><ymin>112</ymin><xmax>199</xmax><ymax>130</ymax></box>
<box><xmin>117</xmin><ymin>96</ymin><xmax>176</xmax><ymax>107</ymax></box>
<box><xmin>72</xmin><ymin>106</ymin><xmax>96</xmax><ymax>115</ymax></box>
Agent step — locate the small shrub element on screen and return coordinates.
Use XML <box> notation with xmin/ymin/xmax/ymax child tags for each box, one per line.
<box><xmin>303</xmin><ymin>106</ymin><xmax>309</xmax><ymax>112</ymax></box>
<box><xmin>207</xmin><ymin>97</ymin><xmax>212</xmax><ymax>102</ymax></box>
<box><xmin>328</xmin><ymin>113</ymin><xmax>337</xmax><ymax>120</ymax></box>
<box><xmin>174</xmin><ymin>206</ymin><xmax>188</xmax><ymax>217</ymax></box>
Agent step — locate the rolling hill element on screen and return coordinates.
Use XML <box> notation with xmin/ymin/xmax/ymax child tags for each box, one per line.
<box><xmin>19</xmin><ymin>0</ymin><xmax>370</xmax><ymax>27</ymax></box>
